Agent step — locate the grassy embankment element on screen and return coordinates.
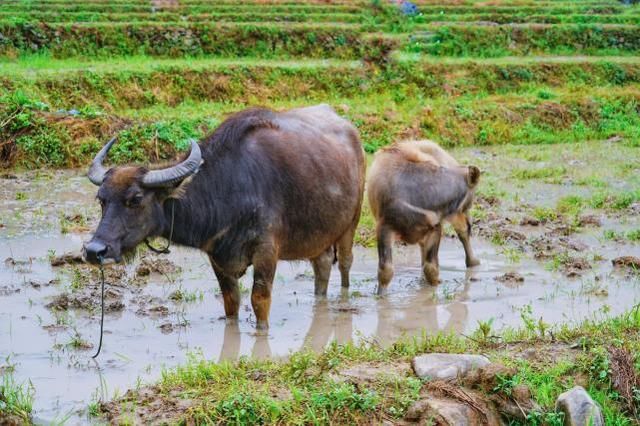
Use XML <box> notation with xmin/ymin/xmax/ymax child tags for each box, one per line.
<box><xmin>97</xmin><ymin>306</ymin><xmax>640</xmax><ymax>424</ymax></box>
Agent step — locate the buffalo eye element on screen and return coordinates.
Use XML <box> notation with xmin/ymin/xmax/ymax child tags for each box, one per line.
<box><xmin>126</xmin><ymin>194</ymin><xmax>143</xmax><ymax>208</ymax></box>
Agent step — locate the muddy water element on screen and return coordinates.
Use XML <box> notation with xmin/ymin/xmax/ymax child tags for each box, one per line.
<box><xmin>1</xmin><ymin>170</ymin><xmax>640</xmax><ymax>423</ymax></box>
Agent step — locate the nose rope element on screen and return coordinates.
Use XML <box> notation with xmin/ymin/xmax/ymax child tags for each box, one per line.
<box><xmin>145</xmin><ymin>200</ymin><xmax>175</xmax><ymax>254</ymax></box>
<box><xmin>92</xmin><ymin>255</ymin><xmax>106</xmax><ymax>358</ymax></box>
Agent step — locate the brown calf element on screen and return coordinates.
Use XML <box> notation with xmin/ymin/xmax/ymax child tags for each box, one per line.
<box><xmin>367</xmin><ymin>140</ymin><xmax>480</xmax><ymax>294</ymax></box>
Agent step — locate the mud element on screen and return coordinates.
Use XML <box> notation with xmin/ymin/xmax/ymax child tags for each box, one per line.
<box><xmin>1</xmin><ymin>141</ymin><xmax>640</xmax><ymax>423</ymax></box>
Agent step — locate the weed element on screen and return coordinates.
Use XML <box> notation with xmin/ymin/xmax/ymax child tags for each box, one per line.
<box><xmin>532</xmin><ymin>206</ymin><xmax>558</xmax><ymax>223</ymax></box>
<box><xmin>475</xmin><ymin>318</ymin><xmax>495</xmax><ymax>343</ymax></box>
<box><xmin>0</xmin><ymin>373</ymin><xmax>34</xmax><ymax>422</ymax></box>
<box><xmin>512</xmin><ymin>166</ymin><xmax>566</xmax><ymax>181</ymax></box>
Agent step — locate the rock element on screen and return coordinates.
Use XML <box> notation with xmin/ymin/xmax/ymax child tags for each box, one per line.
<box><xmin>405</xmin><ymin>396</ymin><xmax>488</xmax><ymax>425</ymax></box>
<box><xmin>555</xmin><ymin>386</ymin><xmax>604</xmax><ymax>426</ymax></box>
<box><xmin>412</xmin><ymin>353</ymin><xmax>491</xmax><ymax>382</ymax></box>
<box><xmin>612</xmin><ymin>256</ymin><xmax>640</xmax><ymax>270</ymax></box>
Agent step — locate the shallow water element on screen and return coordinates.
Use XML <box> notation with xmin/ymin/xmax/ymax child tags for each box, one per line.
<box><xmin>1</xmin><ymin>170</ymin><xmax>639</xmax><ymax>424</ymax></box>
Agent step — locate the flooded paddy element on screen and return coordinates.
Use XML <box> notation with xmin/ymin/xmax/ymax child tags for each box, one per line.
<box><xmin>1</xmin><ymin>142</ymin><xmax>640</xmax><ymax>423</ymax></box>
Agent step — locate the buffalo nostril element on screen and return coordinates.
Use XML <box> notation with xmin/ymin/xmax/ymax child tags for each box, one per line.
<box><xmin>84</xmin><ymin>241</ymin><xmax>108</xmax><ymax>263</ymax></box>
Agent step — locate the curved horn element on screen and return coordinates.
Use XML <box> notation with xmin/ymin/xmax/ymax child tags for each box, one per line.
<box><xmin>87</xmin><ymin>136</ymin><xmax>117</xmax><ymax>186</ymax></box>
<box><xmin>142</xmin><ymin>140</ymin><xmax>202</xmax><ymax>188</ymax></box>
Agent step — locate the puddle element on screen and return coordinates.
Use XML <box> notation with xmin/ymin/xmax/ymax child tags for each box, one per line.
<box><xmin>1</xmin><ymin>168</ymin><xmax>640</xmax><ymax>423</ymax></box>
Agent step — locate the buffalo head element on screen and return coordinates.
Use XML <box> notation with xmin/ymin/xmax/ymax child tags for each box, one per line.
<box><xmin>83</xmin><ymin>137</ymin><xmax>202</xmax><ymax>264</ymax></box>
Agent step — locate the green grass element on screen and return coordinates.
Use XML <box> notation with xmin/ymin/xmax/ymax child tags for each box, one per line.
<box><xmin>0</xmin><ymin>373</ymin><xmax>35</xmax><ymax>423</ymax></box>
<box><xmin>99</xmin><ymin>306</ymin><xmax>640</xmax><ymax>424</ymax></box>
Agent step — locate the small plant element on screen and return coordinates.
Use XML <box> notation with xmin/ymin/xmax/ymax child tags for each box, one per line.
<box><xmin>14</xmin><ymin>192</ymin><xmax>27</xmax><ymax>201</ymax></box>
<box><xmin>532</xmin><ymin>206</ymin><xmax>558</xmax><ymax>223</ymax></box>
<box><xmin>476</xmin><ymin>318</ymin><xmax>495</xmax><ymax>343</ymax></box>
<box><xmin>501</xmin><ymin>247</ymin><xmax>523</xmax><ymax>264</ymax></box>
<box><xmin>0</xmin><ymin>373</ymin><xmax>35</xmax><ymax>422</ymax></box>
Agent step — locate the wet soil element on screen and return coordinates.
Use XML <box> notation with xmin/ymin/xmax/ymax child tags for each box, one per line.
<box><xmin>1</xmin><ymin>141</ymin><xmax>639</xmax><ymax>423</ymax></box>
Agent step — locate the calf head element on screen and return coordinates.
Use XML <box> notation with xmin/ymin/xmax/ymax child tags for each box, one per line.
<box><xmin>83</xmin><ymin>137</ymin><xmax>202</xmax><ymax>264</ymax></box>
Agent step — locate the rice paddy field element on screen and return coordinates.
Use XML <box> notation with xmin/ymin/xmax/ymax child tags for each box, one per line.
<box><xmin>2</xmin><ymin>0</ymin><xmax>640</xmax><ymax>424</ymax></box>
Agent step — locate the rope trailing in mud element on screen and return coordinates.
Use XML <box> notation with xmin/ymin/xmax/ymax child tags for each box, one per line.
<box><xmin>92</xmin><ymin>256</ymin><xmax>106</xmax><ymax>359</ymax></box>
<box><xmin>145</xmin><ymin>200</ymin><xmax>175</xmax><ymax>254</ymax></box>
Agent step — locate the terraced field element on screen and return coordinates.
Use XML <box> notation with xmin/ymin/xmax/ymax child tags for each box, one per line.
<box><xmin>2</xmin><ymin>0</ymin><xmax>640</xmax><ymax>169</ymax></box>
<box><xmin>2</xmin><ymin>0</ymin><xmax>640</xmax><ymax>424</ymax></box>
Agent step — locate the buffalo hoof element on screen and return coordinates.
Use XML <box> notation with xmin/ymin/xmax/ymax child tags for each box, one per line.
<box><xmin>376</xmin><ymin>285</ymin><xmax>389</xmax><ymax>296</ymax></box>
<box><xmin>225</xmin><ymin>315</ymin><xmax>239</xmax><ymax>325</ymax></box>
<box><xmin>423</xmin><ymin>264</ymin><xmax>440</xmax><ymax>286</ymax></box>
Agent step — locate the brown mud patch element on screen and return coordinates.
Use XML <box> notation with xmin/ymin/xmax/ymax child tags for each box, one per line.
<box><xmin>99</xmin><ymin>385</ymin><xmax>193</xmax><ymax>426</ymax></box>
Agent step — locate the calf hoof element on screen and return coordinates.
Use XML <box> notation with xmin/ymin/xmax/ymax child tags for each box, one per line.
<box><xmin>423</xmin><ymin>264</ymin><xmax>440</xmax><ymax>286</ymax></box>
<box><xmin>466</xmin><ymin>257</ymin><xmax>481</xmax><ymax>268</ymax></box>
<box><xmin>376</xmin><ymin>284</ymin><xmax>389</xmax><ymax>296</ymax></box>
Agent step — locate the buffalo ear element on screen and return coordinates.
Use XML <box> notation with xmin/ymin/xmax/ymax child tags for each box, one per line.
<box><xmin>466</xmin><ymin>166</ymin><xmax>481</xmax><ymax>188</ymax></box>
<box><xmin>167</xmin><ymin>175</ymin><xmax>195</xmax><ymax>199</ymax></box>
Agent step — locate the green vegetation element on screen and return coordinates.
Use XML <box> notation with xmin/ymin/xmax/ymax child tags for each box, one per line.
<box><xmin>0</xmin><ymin>372</ymin><xmax>35</xmax><ymax>423</ymax></box>
<box><xmin>102</xmin><ymin>307</ymin><xmax>640</xmax><ymax>424</ymax></box>
<box><xmin>0</xmin><ymin>1</ymin><xmax>639</xmax><ymax>168</ymax></box>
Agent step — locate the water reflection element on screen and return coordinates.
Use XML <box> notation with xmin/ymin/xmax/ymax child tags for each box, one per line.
<box><xmin>217</xmin><ymin>268</ymin><xmax>477</xmax><ymax>361</ymax></box>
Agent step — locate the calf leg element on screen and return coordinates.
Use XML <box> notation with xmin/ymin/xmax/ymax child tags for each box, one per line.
<box><xmin>450</xmin><ymin>212</ymin><xmax>480</xmax><ymax>267</ymax></box>
<box><xmin>336</xmin><ymin>222</ymin><xmax>357</xmax><ymax>288</ymax></box>
<box><xmin>311</xmin><ymin>247</ymin><xmax>333</xmax><ymax>296</ymax></box>
<box><xmin>251</xmin><ymin>244</ymin><xmax>278</xmax><ymax>330</ymax></box>
<box><xmin>421</xmin><ymin>225</ymin><xmax>442</xmax><ymax>285</ymax></box>
<box><xmin>376</xmin><ymin>223</ymin><xmax>394</xmax><ymax>295</ymax></box>
<box><xmin>210</xmin><ymin>258</ymin><xmax>241</xmax><ymax>320</ymax></box>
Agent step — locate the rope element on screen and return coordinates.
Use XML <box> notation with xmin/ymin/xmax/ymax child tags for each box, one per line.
<box><xmin>92</xmin><ymin>256</ymin><xmax>105</xmax><ymax>359</ymax></box>
<box><xmin>145</xmin><ymin>200</ymin><xmax>175</xmax><ymax>254</ymax></box>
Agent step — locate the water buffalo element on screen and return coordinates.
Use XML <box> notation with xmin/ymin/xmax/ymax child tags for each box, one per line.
<box><xmin>83</xmin><ymin>105</ymin><xmax>365</xmax><ymax>329</ymax></box>
<box><xmin>367</xmin><ymin>140</ymin><xmax>480</xmax><ymax>294</ymax></box>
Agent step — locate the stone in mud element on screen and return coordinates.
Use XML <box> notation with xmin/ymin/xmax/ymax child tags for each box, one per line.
<box><xmin>412</xmin><ymin>353</ymin><xmax>490</xmax><ymax>382</ymax></box>
<box><xmin>50</xmin><ymin>251</ymin><xmax>85</xmax><ymax>266</ymax></box>
<box><xmin>612</xmin><ymin>256</ymin><xmax>640</xmax><ymax>270</ymax></box>
<box><xmin>405</xmin><ymin>395</ymin><xmax>492</xmax><ymax>425</ymax></box>
<box><xmin>555</xmin><ymin>386</ymin><xmax>604</xmax><ymax>426</ymax></box>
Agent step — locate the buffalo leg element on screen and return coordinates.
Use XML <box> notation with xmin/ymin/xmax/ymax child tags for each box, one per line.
<box><xmin>311</xmin><ymin>247</ymin><xmax>333</xmax><ymax>296</ymax></box>
<box><xmin>376</xmin><ymin>223</ymin><xmax>394</xmax><ymax>295</ymax></box>
<box><xmin>421</xmin><ymin>224</ymin><xmax>442</xmax><ymax>285</ymax></box>
<box><xmin>450</xmin><ymin>212</ymin><xmax>480</xmax><ymax>267</ymax></box>
<box><xmin>336</xmin><ymin>220</ymin><xmax>358</xmax><ymax>288</ymax></box>
<box><xmin>251</xmin><ymin>246</ymin><xmax>277</xmax><ymax>330</ymax></box>
<box><xmin>210</xmin><ymin>259</ymin><xmax>241</xmax><ymax>320</ymax></box>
